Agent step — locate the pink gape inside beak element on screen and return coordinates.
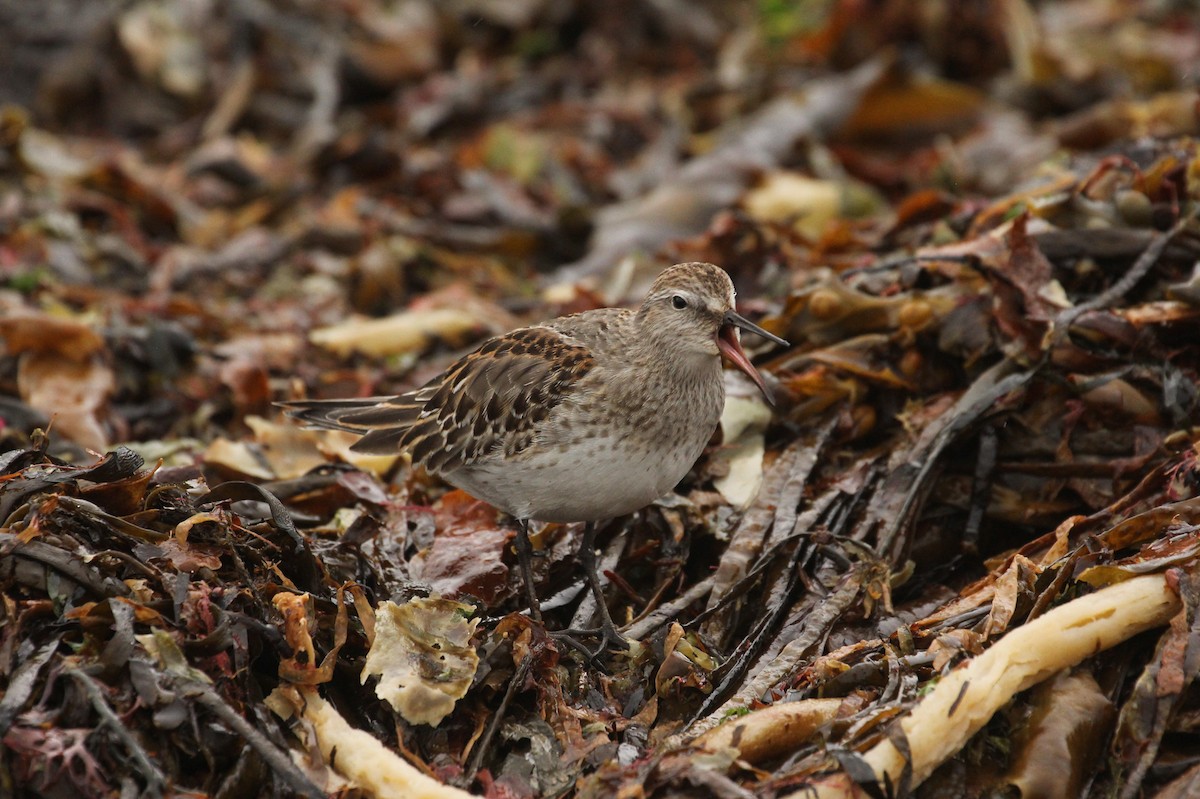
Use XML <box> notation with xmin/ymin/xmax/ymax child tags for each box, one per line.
<box><xmin>716</xmin><ymin>311</ymin><xmax>788</xmax><ymax>405</ymax></box>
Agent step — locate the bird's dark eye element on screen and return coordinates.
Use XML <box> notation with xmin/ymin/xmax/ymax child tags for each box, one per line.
<box><xmin>671</xmin><ymin>295</ymin><xmax>688</xmax><ymax>309</ymax></box>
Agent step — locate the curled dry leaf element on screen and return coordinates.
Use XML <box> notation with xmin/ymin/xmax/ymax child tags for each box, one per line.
<box><xmin>274</xmin><ymin>591</ymin><xmax>318</xmax><ymax>669</ymax></box>
<box><xmin>310</xmin><ymin>307</ymin><xmax>486</xmax><ymax>358</ymax></box>
<box><xmin>981</xmin><ymin>554</ymin><xmax>1039</xmax><ymax>639</ymax></box>
<box><xmin>1001</xmin><ymin>671</ymin><xmax>1114</xmax><ymax>799</ymax></box>
<box><xmin>655</xmin><ymin>622</ymin><xmax>717</xmax><ymax>698</ymax></box>
<box><xmin>203</xmin><ymin>415</ymin><xmax>397</xmax><ymax>482</ymax></box>
<box><xmin>201</xmin><ymin>437</ymin><xmax>276</xmax><ymax>481</ymax></box>
<box><xmin>1</xmin><ymin>313</ymin><xmax>116</xmax><ymax>451</ymax></box>
<box><xmin>712</xmin><ymin>392</ymin><xmax>773</xmax><ymax>508</ymax></box>
<box><xmin>361</xmin><ymin>597</ymin><xmax>480</xmax><ymax>727</ymax></box>
<box><xmin>697</xmin><ymin>697</ymin><xmax>843</xmax><ymax>765</ymax></box>
<box><xmin>274</xmin><ymin>589</ymin><xmax>351</xmax><ymax>686</ymax></box>
<box><xmin>19</xmin><ymin>354</ymin><xmax>116</xmax><ymax>451</ymax></box>
<box><xmin>744</xmin><ymin>172</ymin><xmax>881</xmax><ymax>240</ymax></box>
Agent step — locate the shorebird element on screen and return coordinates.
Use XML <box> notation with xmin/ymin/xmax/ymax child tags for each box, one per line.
<box><xmin>280</xmin><ymin>262</ymin><xmax>787</xmax><ymax>654</ymax></box>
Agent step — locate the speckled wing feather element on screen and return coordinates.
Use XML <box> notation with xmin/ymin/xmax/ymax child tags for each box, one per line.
<box><xmin>281</xmin><ymin>326</ymin><xmax>595</xmax><ymax>473</ymax></box>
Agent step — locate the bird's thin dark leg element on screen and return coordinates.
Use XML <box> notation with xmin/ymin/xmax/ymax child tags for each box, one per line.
<box><xmin>515</xmin><ymin>519</ymin><xmax>621</xmax><ymax>667</ymax></box>
<box><xmin>577</xmin><ymin>521</ymin><xmax>629</xmax><ymax>652</ymax></box>
<box><xmin>514</xmin><ymin>518</ymin><xmax>542</xmax><ymax>622</ymax></box>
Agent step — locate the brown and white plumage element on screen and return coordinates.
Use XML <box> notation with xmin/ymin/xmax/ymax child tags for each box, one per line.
<box><xmin>282</xmin><ymin>262</ymin><xmax>786</xmax><ymax>653</ymax></box>
<box><xmin>280</xmin><ymin>262</ymin><xmax>786</xmax><ymax>524</ymax></box>
<box><xmin>285</xmin><ymin>326</ymin><xmax>594</xmax><ymax>472</ymax></box>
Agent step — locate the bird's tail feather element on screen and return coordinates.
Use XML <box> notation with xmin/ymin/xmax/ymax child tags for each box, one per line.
<box><xmin>276</xmin><ymin>397</ymin><xmax>422</xmax><ymax>454</ymax></box>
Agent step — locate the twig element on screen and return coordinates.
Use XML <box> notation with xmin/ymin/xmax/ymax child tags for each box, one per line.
<box><xmin>464</xmin><ymin>652</ymin><xmax>534</xmax><ymax>782</ymax></box>
<box><xmin>1051</xmin><ymin>211</ymin><xmax>1197</xmax><ymax>344</ymax></box>
<box><xmin>174</xmin><ymin>677</ymin><xmax>327</xmax><ymax>799</ymax></box>
<box><xmin>625</xmin><ymin>577</ymin><xmax>715</xmax><ymax>640</ymax></box>
<box><xmin>67</xmin><ymin>669</ymin><xmax>167</xmax><ymax>799</ymax></box>
<box><xmin>963</xmin><ymin>425</ymin><xmax>998</xmax><ymax>554</ymax></box>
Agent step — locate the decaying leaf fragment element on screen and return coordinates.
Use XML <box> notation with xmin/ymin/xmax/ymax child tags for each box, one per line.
<box><xmin>310</xmin><ymin>307</ymin><xmax>484</xmax><ymax>358</ymax></box>
<box><xmin>0</xmin><ymin>313</ymin><xmax>117</xmax><ymax>451</ymax></box>
<box><xmin>203</xmin><ymin>415</ymin><xmax>397</xmax><ymax>480</ymax></box>
<box><xmin>1002</xmin><ymin>671</ymin><xmax>1114</xmax><ymax>799</ymax></box>
<box><xmin>413</xmin><ymin>490</ymin><xmax>512</xmax><ymax>607</ymax></box>
<box><xmin>361</xmin><ymin>597</ymin><xmax>479</xmax><ymax>726</ymax></box>
<box><xmin>696</xmin><ymin>697</ymin><xmax>843</xmax><ymax>764</ymax></box>
<box><xmin>712</xmin><ymin>392</ymin><xmax>773</xmax><ymax>508</ymax></box>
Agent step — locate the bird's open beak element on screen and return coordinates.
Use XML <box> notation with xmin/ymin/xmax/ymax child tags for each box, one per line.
<box><xmin>716</xmin><ymin>310</ymin><xmax>789</xmax><ymax>405</ymax></box>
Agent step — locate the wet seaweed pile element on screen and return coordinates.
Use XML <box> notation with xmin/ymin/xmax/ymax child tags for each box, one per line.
<box><xmin>3</xmin><ymin>2</ymin><xmax>1200</xmax><ymax>798</ymax></box>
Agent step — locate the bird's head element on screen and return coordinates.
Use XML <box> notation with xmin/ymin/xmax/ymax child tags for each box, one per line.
<box><xmin>639</xmin><ymin>262</ymin><xmax>788</xmax><ymax>400</ymax></box>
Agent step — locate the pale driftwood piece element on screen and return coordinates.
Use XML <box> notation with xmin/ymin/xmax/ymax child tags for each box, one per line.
<box><xmin>790</xmin><ymin>573</ymin><xmax>1180</xmax><ymax>799</ymax></box>
<box><xmin>280</xmin><ymin>687</ymin><xmax>477</xmax><ymax>799</ymax></box>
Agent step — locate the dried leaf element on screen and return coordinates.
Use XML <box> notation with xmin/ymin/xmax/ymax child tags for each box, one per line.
<box><xmin>712</xmin><ymin>395</ymin><xmax>772</xmax><ymax>508</ymax></box>
<box><xmin>311</xmin><ymin>308</ymin><xmax>486</xmax><ymax>358</ymax></box>
<box><xmin>414</xmin><ymin>491</ymin><xmax>512</xmax><ymax>607</ymax></box>
<box><xmin>1001</xmin><ymin>672</ymin><xmax>1115</xmax><ymax>799</ymax></box>
<box><xmin>361</xmin><ymin>597</ymin><xmax>479</xmax><ymax>727</ymax></box>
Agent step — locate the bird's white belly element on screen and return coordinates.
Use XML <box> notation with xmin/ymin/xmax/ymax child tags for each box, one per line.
<box><xmin>446</xmin><ymin>433</ymin><xmax>706</xmax><ymax>523</ymax></box>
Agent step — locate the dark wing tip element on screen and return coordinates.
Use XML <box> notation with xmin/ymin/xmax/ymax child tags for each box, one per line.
<box><xmin>275</xmin><ymin>396</ymin><xmax>413</xmax><ymax>436</ymax></box>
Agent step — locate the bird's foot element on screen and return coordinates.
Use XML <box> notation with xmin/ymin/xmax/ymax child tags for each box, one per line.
<box><xmin>558</xmin><ymin>619</ymin><xmax>631</xmax><ymax>657</ymax></box>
